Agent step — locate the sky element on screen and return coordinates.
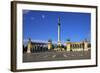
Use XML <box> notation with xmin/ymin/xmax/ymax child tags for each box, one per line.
<box><xmin>23</xmin><ymin>10</ymin><xmax>91</xmax><ymax>43</ymax></box>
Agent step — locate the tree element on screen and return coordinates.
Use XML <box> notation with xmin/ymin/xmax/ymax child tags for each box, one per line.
<box><xmin>66</xmin><ymin>38</ymin><xmax>70</xmax><ymax>41</ymax></box>
<box><xmin>52</xmin><ymin>44</ymin><xmax>55</xmax><ymax>49</ymax></box>
<box><xmin>23</xmin><ymin>45</ymin><xmax>27</xmax><ymax>53</ymax></box>
<box><xmin>48</xmin><ymin>39</ymin><xmax>52</xmax><ymax>43</ymax></box>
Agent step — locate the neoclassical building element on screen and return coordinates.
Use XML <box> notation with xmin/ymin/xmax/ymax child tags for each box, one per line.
<box><xmin>27</xmin><ymin>39</ymin><xmax>48</xmax><ymax>53</ymax></box>
<box><xmin>66</xmin><ymin>41</ymin><xmax>91</xmax><ymax>51</ymax></box>
<box><xmin>26</xmin><ymin>39</ymin><xmax>90</xmax><ymax>53</ymax></box>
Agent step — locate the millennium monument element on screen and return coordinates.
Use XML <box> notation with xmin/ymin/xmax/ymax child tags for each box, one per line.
<box><xmin>23</xmin><ymin>17</ymin><xmax>91</xmax><ymax>62</ymax></box>
<box><xmin>25</xmin><ymin>17</ymin><xmax>91</xmax><ymax>53</ymax></box>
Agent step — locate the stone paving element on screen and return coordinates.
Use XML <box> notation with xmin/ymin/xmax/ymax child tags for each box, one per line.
<box><xmin>23</xmin><ymin>50</ymin><xmax>91</xmax><ymax>62</ymax></box>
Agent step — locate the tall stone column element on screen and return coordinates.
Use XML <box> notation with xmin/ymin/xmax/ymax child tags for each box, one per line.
<box><xmin>84</xmin><ymin>42</ymin><xmax>88</xmax><ymax>51</ymax></box>
<box><xmin>48</xmin><ymin>40</ymin><xmax>52</xmax><ymax>50</ymax></box>
<box><xmin>66</xmin><ymin>42</ymin><xmax>71</xmax><ymax>51</ymax></box>
<box><xmin>27</xmin><ymin>38</ymin><xmax>32</xmax><ymax>53</ymax></box>
<box><xmin>58</xmin><ymin>17</ymin><xmax>61</xmax><ymax>46</ymax></box>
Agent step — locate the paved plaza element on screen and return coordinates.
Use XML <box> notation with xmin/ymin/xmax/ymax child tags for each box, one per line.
<box><xmin>23</xmin><ymin>50</ymin><xmax>91</xmax><ymax>62</ymax></box>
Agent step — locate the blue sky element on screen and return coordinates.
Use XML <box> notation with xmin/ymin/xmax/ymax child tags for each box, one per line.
<box><xmin>23</xmin><ymin>10</ymin><xmax>91</xmax><ymax>43</ymax></box>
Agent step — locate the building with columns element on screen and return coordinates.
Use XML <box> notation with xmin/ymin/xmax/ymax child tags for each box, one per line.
<box><xmin>26</xmin><ymin>39</ymin><xmax>48</xmax><ymax>53</ymax></box>
<box><xmin>66</xmin><ymin>41</ymin><xmax>91</xmax><ymax>51</ymax></box>
<box><xmin>26</xmin><ymin>38</ymin><xmax>90</xmax><ymax>53</ymax></box>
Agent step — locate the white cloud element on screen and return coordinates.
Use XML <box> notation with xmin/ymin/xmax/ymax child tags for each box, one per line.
<box><xmin>42</xmin><ymin>14</ymin><xmax>45</xmax><ymax>19</ymax></box>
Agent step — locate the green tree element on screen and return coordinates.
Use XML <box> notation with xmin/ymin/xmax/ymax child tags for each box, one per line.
<box><xmin>66</xmin><ymin>38</ymin><xmax>70</xmax><ymax>41</ymax></box>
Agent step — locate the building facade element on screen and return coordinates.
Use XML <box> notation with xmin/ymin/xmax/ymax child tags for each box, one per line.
<box><xmin>66</xmin><ymin>41</ymin><xmax>91</xmax><ymax>51</ymax></box>
<box><xmin>25</xmin><ymin>38</ymin><xmax>91</xmax><ymax>53</ymax></box>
